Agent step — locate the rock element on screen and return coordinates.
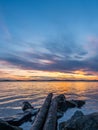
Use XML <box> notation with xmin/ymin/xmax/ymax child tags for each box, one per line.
<box><xmin>71</xmin><ymin>100</ymin><xmax>85</xmax><ymax>108</ymax></box>
<box><xmin>22</xmin><ymin>101</ymin><xmax>34</xmax><ymax>111</ymax></box>
<box><xmin>0</xmin><ymin>119</ymin><xmax>22</xmax><ymax>130</ymax></box>
<box><xmin>71</xmin><ymin>110</ymin><xmax>84</xmax><ymax>119</ymax></box>
<box><xmin>4</xmin><ymin>108</ymin><xmax>39</xmax><ymax>126</ymax></box>
<box><xmin>57</xmin><ymin>111</ymin><xmax>64</xmax><ymax>119</ymax></box>
<box><xmin>6</xmin><ymin>111</ymin><xmax>32</xmax><ymax>126</ymax></box>
<box><xmin>55</xmin><ymin>94</ymin><xmax>66</xmax><ymax>118</ymax></box>
<box><xmin>65</xmin><ymin>100</ymin><xmax>85</xmax><ymax>109</ymax></box>
<box><xmin>56</xmin><ymin>94</ymin><xmax>67</xmax><ymax>112</ymax></box>
<box><xmin>65</xmin><ymin>101</ymin><xmax>76</xmax><ymax>108</ymax></box>
<box><xmin>56</xmin><ymin>94</ymin><xmax>66</xmax><ymax>103</ymax></box>
<box><xmin>59</xmin><ymin>111</ymin><xmax>98</xmax><ymax>130</ymax></box>
<box><xmin>56</xmin><ymin>95</ymin><xmax>85</xmax><ymax>113</ymax></box>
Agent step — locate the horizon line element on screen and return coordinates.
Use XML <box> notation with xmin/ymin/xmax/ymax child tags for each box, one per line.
<box><xmin>0</xmin><ymin>79</ymin><xmax>98</xmax><ymax>82</ymax></box>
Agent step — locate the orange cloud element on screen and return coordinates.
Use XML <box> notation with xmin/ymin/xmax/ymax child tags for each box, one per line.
<box><xmin>0</xmin><ymin>59</ymin><xmax>98</xmax><ymax>80</ymax></box>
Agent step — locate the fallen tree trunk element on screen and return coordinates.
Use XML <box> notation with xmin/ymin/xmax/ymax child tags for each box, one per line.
<box><xmin>43</xmin><ymin>98</ymin><xmax>57</xmax><ymax>130</ymax></box>
<box><xmin>30</xmin><ymin>93</ymin><xmax>53</xmax><ymax>130</ymax></box>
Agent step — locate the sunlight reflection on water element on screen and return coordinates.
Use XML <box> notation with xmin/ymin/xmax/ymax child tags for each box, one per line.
<box><xmin>0</xmin><ymin>81</ymin><xmax>98</xmax><ymax>117</ymax></box>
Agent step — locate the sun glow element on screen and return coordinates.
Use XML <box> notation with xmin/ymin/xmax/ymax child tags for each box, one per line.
<box><xmin>0</xmin><ymin>66</ymin><xmax>98</xmax><ymax>80</ymax></box>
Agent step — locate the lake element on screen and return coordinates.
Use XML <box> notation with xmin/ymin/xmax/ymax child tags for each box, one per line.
<box><xmin>0</xmin><ymin>81</ymin><xmax>98</xmax><ymax>118</ymax></box>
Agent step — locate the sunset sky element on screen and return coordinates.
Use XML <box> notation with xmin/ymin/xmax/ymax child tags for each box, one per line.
<box><xmin>0</xmin><ymin>0</ymin><xmax>98</xmax><ymax>80</ymax></box>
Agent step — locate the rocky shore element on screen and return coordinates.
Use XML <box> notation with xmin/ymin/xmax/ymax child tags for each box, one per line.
<box><xmin>0</xmin><ymin>93</ymin><xmax>98</xmax><ymax>130</ymax></box>
<box><xmin>59</xmin><ymin>111</ymin><xmax>98</xmax><ymax>130</ymax></box>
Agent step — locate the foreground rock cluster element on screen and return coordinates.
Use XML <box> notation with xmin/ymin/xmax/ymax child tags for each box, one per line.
<box><xmin>0</xmin><ymin>101</ymin><xmax>39</xmax><ymax>130</ymax></box>
<box><xmin>59</xmin><ymin>111</ymin><xmax>98</xmax><ymax>130</ymax></box>
<box><xmin>0</xmin><ymin>93</ymin><xmax>98</xmax><ymax>130</ymax></box>
<box><xmin>0</xmin><ymin>119</ymin><xmax>22</xmax><ymax>130</ymax></box>
<box><xmin>56</xmin><ymin>94</ymin><xmax>85</xmax><ymax>118</ymax></box>
<box><xmin>57</xmin><ymin>94</ymin><xmax>98</xmax><ymax>130</ymax></box>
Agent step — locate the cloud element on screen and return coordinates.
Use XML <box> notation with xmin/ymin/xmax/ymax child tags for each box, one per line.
<box><xmin>0</xmin><ymin>34</ymin><xmax>98</xmax><ymax>77</ymax></box>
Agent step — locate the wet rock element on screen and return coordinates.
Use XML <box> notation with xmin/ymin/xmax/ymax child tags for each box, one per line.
<box><xmin>56</xmin><ymin>95</ymin><xmax>85</xmax><ymax>113</ymax></box>
<box><xmin>56</xmin><ymin>94</ymin><xmax>66</xmax><ymax>103</ymax></box>
<box><xmin>0</xmin><ymin>119</ymin><xmax>22</xmax><ymax>130</ymax></box>
<box><xmin>57</xmin><ymin>111</ymin><xmax>64</xmax><ymax>119</ymax></box>
<box><xmin>71</xmin><ymin>100</ymin><xmax>85</xmax><ymax>108</ymax></box>
<box><xmin>65</xmin><ymin>101</ymin><xmax>76</xmax><ymax>108</ymax></box>
<box><xmin>22</xmin><ymin>101</ymin><xmax>34</xmax><ymax>111</ymax></box>
<box><xmin>56</xmin><ymin>94</ymin><xmax>85</xmax><ymax>120</ymax></box>
<box><xmin>4</xmin><ymin>108</ymin><xmax>39</xmax><ymax>126</ymax></box>
<box><xmin>64</xmin><ymin>100</ymin><xmax>85</xmax><ymax>110</ymax></box>
<box><xmin>59</xmin><ymin>111</ymin><xmax>98</xmax><ymax>130</ymax></box>
<box><xmin>71</xmin><ymin>110</ymin><xmax>84</xmax><ymax>118</ymax></box>
<box><xmin>56</xmin><ymin>94</ymin><xmax>67</xmax><ymax>112</ymax></box>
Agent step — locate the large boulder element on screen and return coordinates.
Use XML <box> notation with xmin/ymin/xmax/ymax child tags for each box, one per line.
<box><xmin>56</xmin><ymin>95</ymin><xmax>85</xmax><ymax>113</ymax></box>
<box><xmin>56</xmin><ymin>94</ymin><xmax>85</xmax><ymax>120</ymax></box>
<box><xmin>56</xmin><ymin>94</ymin><xmax>67</xmax><ymax>112</ymax></box>
<box><xmin>59</xmin><ymin>111</ymin><xmax>98</xmax><ymax>130</ymax></box>
<box><xmin>0</xmin><ymin>119</ymin><xmax>22</xmax><ymax>130</ymax></box>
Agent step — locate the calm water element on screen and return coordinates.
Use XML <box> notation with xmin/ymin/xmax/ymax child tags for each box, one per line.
<box><xmin>0</xmin><ymin>81</ymin><xmax>98</xmax><ymax>118</ymax></box>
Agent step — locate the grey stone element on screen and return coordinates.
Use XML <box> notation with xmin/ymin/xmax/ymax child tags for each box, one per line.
<box><xmin>3</xmin><ymin>108</ymin><xmax>39</xmax><ymax>126</ymax></box>
<box><xmin>0</xmin><ymin>119</ymin><xmax>22</xmax><ymax>130</ymax></box>
<box><xmin>22</xmin><ymin>101</ymin><xmax>34</xmax><ymax>111</ymax></box>
<box><xmin>59</xmin><ymin>111</ymin><xmax>98</xmax><ymax>130</ymax></box>
<box><xmin>71</xmin><ymin>100</ymin><xmax>85</xmax><ymax>108</ymax></box>
<box><xmin>56</xmin><ymin>94</ymin><xmax>67</xmax><ymax>112</ymax></box>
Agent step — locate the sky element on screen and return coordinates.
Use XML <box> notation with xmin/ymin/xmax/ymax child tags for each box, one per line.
<box><xmin>0</xmin><ymin>0</ymin><xmax>98</xmax><ymax>80</ymax></box>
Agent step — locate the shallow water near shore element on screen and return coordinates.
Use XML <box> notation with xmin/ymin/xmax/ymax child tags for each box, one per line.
<box><xmin>0</xmin><ymin>81</ymin><xmax>98</xmax><ymax>129</ymax></box>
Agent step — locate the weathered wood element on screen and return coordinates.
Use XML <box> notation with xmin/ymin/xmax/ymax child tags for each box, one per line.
<box><xmin>43</xmin><ymin>98</ymin><xmax>57</xmax><ymax>130</ymax></box>
<box><xmin>30</xmin><ymin>93</ymin><xmax>53</xmax><ymax>130</ymax></box>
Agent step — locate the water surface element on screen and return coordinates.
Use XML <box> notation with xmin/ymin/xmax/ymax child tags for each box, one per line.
<box><xmin>0</xmin><ymin>81</ymin><xmax>98</xmax><ymax>118</ymax></box>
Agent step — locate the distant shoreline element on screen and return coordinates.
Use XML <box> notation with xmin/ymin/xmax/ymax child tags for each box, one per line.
<box><xmin>0</xmin><ymin>80</ymin><xmax>98</xmax><ymax>82</ymax></box>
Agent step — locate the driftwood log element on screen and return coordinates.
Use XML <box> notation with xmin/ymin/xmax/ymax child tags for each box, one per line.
<box><xmin>43</xmin><ymin>98</ymin><xmax>57</xmax><ymax>130</ymax></box>
<box><xmin>30</xmin><ymin>93</ymin><xmax>53</xmax><ymax>130</ymax></box>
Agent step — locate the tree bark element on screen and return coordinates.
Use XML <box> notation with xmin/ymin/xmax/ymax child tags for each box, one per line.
<box><xmin>43</xmin><ymin>98</ymin><xmax>57</xmax><ymax>130</ymax></box>
<box><xmin>30</xmin><ymin>93</ymin><xmax>53</xmax><ymax>130</ymax></box>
